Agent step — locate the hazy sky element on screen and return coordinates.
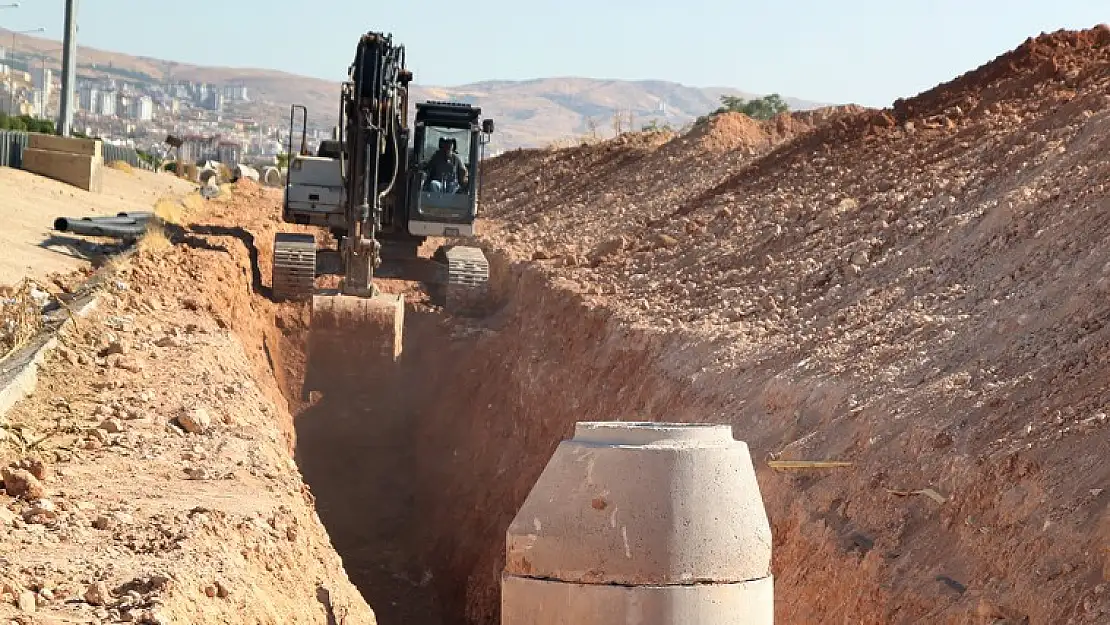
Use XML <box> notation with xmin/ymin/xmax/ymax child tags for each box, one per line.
<box><xmin>4</xmin><ymin>0</ymin><xmax>1106</xmax><ymax>106</ymax></box>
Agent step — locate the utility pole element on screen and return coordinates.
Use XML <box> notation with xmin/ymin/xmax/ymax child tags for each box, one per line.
<box><xmin>57</xmin><ymin>0</ymin><xmax>78</xmax><ymax>136</ymax></box>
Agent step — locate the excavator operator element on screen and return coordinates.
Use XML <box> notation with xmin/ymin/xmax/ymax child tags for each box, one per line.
<box><xmin>423</xmin><ymin>136</ymin><xmax>468</xmax><ymax>194</ymax></box>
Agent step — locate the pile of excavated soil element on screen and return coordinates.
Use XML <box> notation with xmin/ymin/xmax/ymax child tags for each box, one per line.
<box><xmin>681</xmin><ymin>111</ymin><xmax>783</xmax><ymax>153</ymax></box>
<box><xmin>479</xmin><ymin>110</ymin><xmax>818</xmax><ymax>273</ymax></box>
<box><xmin>447</xmin><ymin>25</ymin><xmax>1110</xmax><ymax>625</ymax></box>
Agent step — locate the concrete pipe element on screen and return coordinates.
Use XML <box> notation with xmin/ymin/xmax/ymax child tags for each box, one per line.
<box><xmin>261</xmin><ymin>166</ymin><xmax>284</xmax><ymax>187</ymax></box>
<box><xmin>502</xmin><ymin>421</ymin><xmax>773</xmax><ymax>625</ymax></box>
<box><xmin>233</xmin><ymin>164</ymin><xmax>260</xmax><ymax>182</ymax></box>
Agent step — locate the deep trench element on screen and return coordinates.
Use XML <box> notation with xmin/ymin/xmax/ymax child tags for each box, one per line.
<box><xmin>254</xmin><ymin>250</ymin><xmax>711</xmax><ymax>625</ymax></box>
<box><xmin>198</xmin><ymin>225</ymin><xmax>907</xmax><ymax>624</ymax></box>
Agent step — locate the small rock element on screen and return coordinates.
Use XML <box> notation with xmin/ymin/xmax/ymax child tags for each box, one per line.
<box><xmin>12</xmin><ymin>458</ymin><xmax>51</xmax><ymax>482</ymax></box>
<box><xmin>591</xmin><ymin>237</ymin><xmax>627</xmax><ymax>261</ymax></box>
<box><xmin>203</xmin><ymin>584</ymin><xmax>217</xmax><ymax>598</ymax></box>
<box><xmin>93</xmin><ymin>515</ymin><xmax>116</xmax><ymax>530</ymax></box>
<box><xmin>530</xmin><ymin>249</ymin><xmax>551</xmax><ymax>261</ymax></box>
<box><xmin>99</xmin><ymin>418</ymin><xmax>125</xmax><ymax>434</ymax></box>
<box><xmin>18</xmin><ymin>589</ymin><xmax>37</xmax><ymax>612</ymax></box>
<box><xmin>140</xmin><ymin>609</ymin><xmax>168</xmax><ymax>624</ymax></box>
<box><xmin>39</xmin><ymin>587</ymin><xmax>54</xmax><ymax>602</ymax></box>
<box><xmin>29</xmin><ymin>499</ymin><xmax>56</xmax><ymax>514</ymax></box>
<box><xmin>154</xmin><ymin>336</ymin><xmax>182</xmax><ymax>348</ymax></box>
<box><xmin>850</xmin><ymin>250</ymin><xmax>870</xmax><ymax>266</ymax></box>
<box><xmin>2</xmin><ymin>468</ymin><xmax>46</xmax><ymax>500</ymax></box>
<box><xmin>83</xmin><ymin>582</ymin><xmax>110</xmax><ymax>606</ymax></box>
<box><xmin>100</xmin><ymin>340</ymin><xmax>128</xmax><ymax>357</ymax></box>
<box><xmin>176</xmin><ymin>407</ymin><xmax>212</xmax><ymax>434</ymax></box>
<box><xmin>715</xmin><ymin>206</ymin><xmax>732</xmax><ymax>219</ymax></box>
<box><xmin>837</xmin><ymin>198</ymin><xmax>860</xmax><ymax>212</ymax></box>
<box><xmin>0</xmin><ymin>506</ymin><xmax>17</xmax><ymax>525</ymax></box>
<box><xmin>185</xmin><ymin>467</ymin><xmax>212</xmax><ymax>480</ymax></box>
<box><xmin>214</xmin><ymin>580</ymin><xmax>229</xmax><ymax>598</ymax></box>
<box><xmin>58</xmin><ymin>346</ymin><xmax>81</xmax><ymax>366</ymax></box>
<box><xmin>116</xmin><ymin>357</ymin><xmax>144</xmax><ymax>373</ymax></box>
<box><xmin>24</xmin><ymin>499</ymin><xmax>58</xmax><ymax>524</ymax></box>
<box><xmin>651</xmin><ymin>233</ymin><xmax>679</xmax><ymax>248</ymax></box>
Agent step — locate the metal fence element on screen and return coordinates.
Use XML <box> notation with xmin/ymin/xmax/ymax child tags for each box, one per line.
<box><xmin>0</xmin><ymin>130</ymin><xmax>152</xmax><ymax>171</ymax></box>
<box><xmin>0</xmin><ymin>130</ymin><xmax>30</xmax><ymax>169</ymax></box>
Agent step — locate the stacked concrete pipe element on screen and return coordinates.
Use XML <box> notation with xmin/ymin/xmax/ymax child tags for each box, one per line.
<box><xmin>502</xmin><ymin>421</ymin><xmax>773</xmax><ymax>624</ymax></box>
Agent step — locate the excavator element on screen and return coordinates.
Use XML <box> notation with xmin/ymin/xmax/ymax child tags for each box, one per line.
<box><xmin>271</xmin><ymin>30</ymin><xmax>495</xmax><ymax>393</ymax></box>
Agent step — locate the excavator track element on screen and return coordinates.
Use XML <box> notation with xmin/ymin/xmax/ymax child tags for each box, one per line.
<box><xmin>444</xmin><ymin>245</ymin><xmax>490</xmax><ymax>317</ymax></box>
<box><xmin>272</xmin><ymin>232</ymin><xmax>317</xmax><ymax>302</ymax></box>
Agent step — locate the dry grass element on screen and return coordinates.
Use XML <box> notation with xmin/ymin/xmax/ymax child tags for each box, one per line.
<box><xmin>138</xmin><ymin>222</ymin><xmax>172</xmax><ymax>254</ymax></box>
<box><xmin>152</xmin><ymin>196</ymin><xmax>185</xmax><ymax>226</ymax></box>
<box><xmin>152</xmin><ymin>191</ymin><xmax>207</xmax><ymax>225</ymax></box>
<box><xmin>107</xmin><ymin>160</ymin><xmax>134</xmax><ymax>174</ymax></box>
<box><xmin>144</xmin><ymin>191</ymin><xmax>211</xmax><ymax>253</ymax></box>
<box><xmin>181</xmin><ymin>193</ymin><xmax>206</xmax><ymax>215</ymax></box>
<box><xmin>0</xmin><ymin>278</ymin><xmax>47</xmax><ymax>361</ymax></box>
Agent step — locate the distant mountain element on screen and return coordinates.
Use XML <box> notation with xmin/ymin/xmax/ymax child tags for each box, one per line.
<box><xmin>411</xmin><ymin>78</ymin><xmax>829</xmax><ymax>149</ymax></box>
<box><xmin>4</xmin><ymin>29</ymin><xmax>833</xmax><ymax>148</ymax></box>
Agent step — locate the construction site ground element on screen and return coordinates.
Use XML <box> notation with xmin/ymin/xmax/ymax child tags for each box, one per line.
<box><xmin>1</xmin><ymin>25</ymin><xmax>1109</xmax><ymax>625</ymax></box>
<box><xmin>0</xmin><ymin>166</ymin><xmax>195</xmax><ymax>288</ymax></box>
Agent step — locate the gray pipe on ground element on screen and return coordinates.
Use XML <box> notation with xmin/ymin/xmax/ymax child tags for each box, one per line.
<box><xmin>52</xmin><ymin>219</ymin><xmax>145</xmax><ymax>238</ymax></box>
<box><xmin>53</xmin><ymin>212</ymin><xmax>159</xmax><ymax>238</ymax></box>
<box><xmin>501</xmin><ymin>421</ymin><xmax>774</xmax><ymax>624</ymax></box>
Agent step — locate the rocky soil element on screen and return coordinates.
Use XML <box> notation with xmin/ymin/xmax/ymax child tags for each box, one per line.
<box><xmin>450</xmin><ymin>25</ymin><xmax>1110</xmax><ymax>625</ymax></box>
<box><xmin>0</xmin><ymin>185</ymin><xmax>375</xmax><ymax>624</ymax></box>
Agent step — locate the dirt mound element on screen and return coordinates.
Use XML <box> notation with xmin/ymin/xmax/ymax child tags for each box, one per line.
<box><xmin>469</xmin><ymin>27</ymin><xmax>1110</xmax><ymax>624</ymax></box>
<box><xmin>782</xmin><ymin>104</ymin><xmax>870</xmax><ymax>130</ymax></box>
<box><xmin>233</xmin><ymin>177</ymin><xmax>261</xmax><ymax>192</ymax></box>
<box><xmin>804</xmin><ymin>25</ymin><xmax>1110</xmax><ymax>154</ymax></box>
<box><xmin>894</xmin><ymin>25</ymin><xmax>1110</xmax><ymax>123</ymax></box>
<box><xmin>682</xmin><ymin>111</ymin><xmax>772</xmax><ymax>152</ymax></box>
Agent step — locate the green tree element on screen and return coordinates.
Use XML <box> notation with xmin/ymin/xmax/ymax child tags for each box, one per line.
<box><xmin>699</xmin><ymin>93</ymin><xmax>791</xmax><ymax>124</ymax></box>
<box><xmin>640</xmin><ymin>119</ymin><xmax>674</xmax><ymax>132</ymax></box>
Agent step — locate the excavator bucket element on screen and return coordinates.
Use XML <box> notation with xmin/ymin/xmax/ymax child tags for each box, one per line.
<box><xmin>301</xmin><ymin>291</ymin><xmax>405</xmax><ymax>399</ymax></box>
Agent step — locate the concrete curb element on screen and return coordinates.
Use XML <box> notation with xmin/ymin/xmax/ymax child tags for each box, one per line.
<box><xmin>0</xmin><ymin>297</ymin><xmax>100</xmax><ymax>418</ymax></box>
<box><xmin>0</xmin><ymin>244</ymin><xmax>135</xmax><ymax>420</ymax></box>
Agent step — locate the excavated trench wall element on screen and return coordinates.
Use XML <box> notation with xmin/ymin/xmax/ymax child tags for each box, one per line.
<box><xmin>406</xmin><ymin>251</ymin><xmax>892</xmax><ymax>624</ymax></box>
<box><xmin>251</xmin><ymin>243</ymin><xmax>899</xmax><ymax>624</ymax></box>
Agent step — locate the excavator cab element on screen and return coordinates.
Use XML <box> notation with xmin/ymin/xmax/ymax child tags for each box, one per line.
<box><xmin>407</xmin><ymin>101</ymin><xmax>493</xmax><ymax>238</ymax></box>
